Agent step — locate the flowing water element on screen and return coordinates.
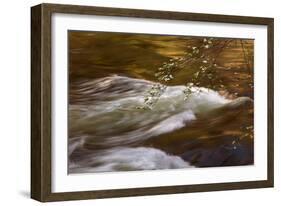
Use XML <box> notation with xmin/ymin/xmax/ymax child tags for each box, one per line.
<box><xmin>69</xmin><ymin>75</ymin><xmax>253</xmax><ymax>173</ymax></box>
<box><xmin>68</xmin><ymin>32</ymin><xmax>254</xmax><ymax>173</ymax></box>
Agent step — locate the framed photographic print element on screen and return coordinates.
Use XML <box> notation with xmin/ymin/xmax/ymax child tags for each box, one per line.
<box><xmin>31</xmin><ymin>3</ymin><xmax>274</xmax><ymax>202</ymax></box>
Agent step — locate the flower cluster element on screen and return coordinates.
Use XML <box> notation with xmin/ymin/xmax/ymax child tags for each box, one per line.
<box><xmin>139</xmin><ymin>38</ymin><xmax>233</xmax><ymax>109</ymax></box>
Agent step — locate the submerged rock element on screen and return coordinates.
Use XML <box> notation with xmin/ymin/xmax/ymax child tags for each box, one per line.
<box><xmin>180</xmin><ymin>135</ymin><xmax>253</xmax><ymax>167</ymax></box>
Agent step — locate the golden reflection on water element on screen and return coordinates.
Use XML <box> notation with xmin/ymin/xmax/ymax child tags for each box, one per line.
<box><xmin>68</xmin><ymin>31</ymin><xmax>254</xmax><ymax>172</ymax></box>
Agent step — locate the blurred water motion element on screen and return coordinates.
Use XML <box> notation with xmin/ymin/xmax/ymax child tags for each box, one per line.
<box><xmin>68</xmin><ymin>31</ymin><xmax>254</xmax><ymax>173</ymax></box>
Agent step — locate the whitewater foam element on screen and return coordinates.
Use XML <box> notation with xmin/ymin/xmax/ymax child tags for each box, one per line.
<box><xmin>69</xmin><ymin>147</ymin><xmax>192</xmax><ymax>173</ymax></box>
<box><xmin>69</xmin><ymin>75</ymin><xmax>253</xmax><ymax>173</ymax></box>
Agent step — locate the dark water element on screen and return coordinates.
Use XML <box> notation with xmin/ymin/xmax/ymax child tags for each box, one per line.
<box><xmin>68</xmin><ymin>31</ymin><xmax>254</xmax><ymax>173</ymax></box>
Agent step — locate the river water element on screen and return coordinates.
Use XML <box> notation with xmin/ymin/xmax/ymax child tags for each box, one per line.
<box><xmin>68</xmin><ymin>31</ymin><xmax>254</xmax><ymax>173</ymax></box>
